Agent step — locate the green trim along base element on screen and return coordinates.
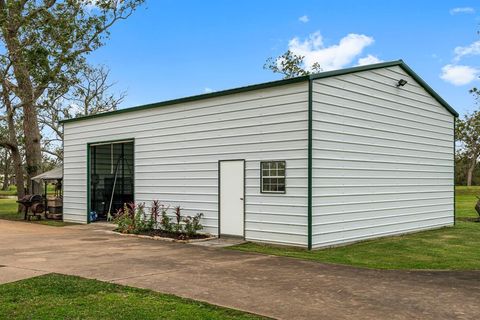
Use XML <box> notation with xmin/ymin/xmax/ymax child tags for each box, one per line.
<box><xmin>60</xmin><ymin>60</ymin><xmax>457</xmax><ymax>126</ymax></box>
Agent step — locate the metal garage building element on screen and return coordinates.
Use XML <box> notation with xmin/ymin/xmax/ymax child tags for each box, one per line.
<box><xmin>61</xmin><ymin>60</ymin><xmax>457</xmax><ymax>249</ymax></box>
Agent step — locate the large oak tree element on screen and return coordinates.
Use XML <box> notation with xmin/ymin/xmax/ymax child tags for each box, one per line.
<box><xmin>0</xmin><ymin>0</ymin><xmax>143</xmax><ymax>193</ymax></box>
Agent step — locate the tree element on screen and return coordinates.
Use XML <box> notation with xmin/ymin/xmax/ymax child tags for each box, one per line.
<box><xmin>0</xmin><ymin>80</ymin><xmax>25</xmax><ymax>202</ymax></box>
<box><xmin>39</xmin><ymin>64</ymin><xmax>126</xmax><ymax>161</ymax></box>
<box><xmin>0</xmin><ymin>138</ymin><xmax>10</xmax><ymax>190</ymax></box>
<box><xmin>264</xmin><ymin>50</ymin><xmax>322</xmax><ymax>79</ymax></box>
<box><xmin>0</xmin><ymin>0</ymin><xmax>143</xmax><ymax>192</ymax></box>
<box><xmin>456</xmin><ymin>104</ymin><xmax>480</xmax><ymax>186</ymax></box>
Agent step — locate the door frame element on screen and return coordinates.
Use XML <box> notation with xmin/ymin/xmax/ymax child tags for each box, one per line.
<box><xmin>86</xmin><ymin>138</ymin><xmax>135</xmax><ymax>223</ymax></box>
<box><xmin>218</xmin><ymin>159</ymin><xmax>246</xmax><ymax>238</ymax></box>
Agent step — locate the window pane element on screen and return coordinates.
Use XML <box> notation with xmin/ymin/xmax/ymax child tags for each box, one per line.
<box><xmin>261</xmin><ymin>161</ymin><xmax>286</xmax><ymax>193</ymax></box>
<box><xmin>271</xmin><ymin>168</ymin><xmax>277</xmax><ymax>177</ymax></box>
<box><xmin>263</xmin><ymin>182</ymin><xmax>271</xmax><ymax>192</ymax></box>
<box><xmin>272</xmin><ymin>183</ymin><xmax>278</xmax><ymax>192</ymax></box>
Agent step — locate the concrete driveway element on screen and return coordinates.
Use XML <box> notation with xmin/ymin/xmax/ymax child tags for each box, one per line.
<box><xmin>0</xmin><ymin>220</ymin><xmax>479</xmax><ymax>320</ymax></box>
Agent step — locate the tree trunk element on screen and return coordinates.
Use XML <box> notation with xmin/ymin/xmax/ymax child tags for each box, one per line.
<box><xmin>8</xmin><ymin>114</ymin><xmax>25</xmax><ymax>211</ymax></box>
<box><xmin>2</xmin><ymin>82</ymin><xmax>25</xmax><ymax>211</ymax></box>
<box><xmin>1</xmin><ymin>4</ymin><xmax>43</xmax><ymax>194</ymax></box>
<box><xmin>467</xmin><ymin>158</ymin><xmax>476</xmax><ymax>186</ymax></box>
<box><xmin>22</xmin><ymin>102</ymin><xmax>43</xmax><ymax>194</ymax></box>
<box><xmin>1</xmin><ymin>151</ymin><xmax>9</xmax><ymax>191</ymax></box>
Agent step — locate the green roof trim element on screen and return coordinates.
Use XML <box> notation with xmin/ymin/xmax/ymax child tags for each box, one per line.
<box><xmin>397</xmin><ymin>61</ymin><xmax>458</xmax><ymax>117</ymax></box>
<box><xmin>61</xmin><ymin>59</ymin><xmax>457</xmax><ymax>124</ymax></box>
<box><xmin>309</xmin><ymin>59</ymin><xmax>458</xmax><ymax>117</ymax></box>
<box><xmin>60</xmin><ymin>76</ymin><xmax>309</xmax><ymax>124</ymax></box>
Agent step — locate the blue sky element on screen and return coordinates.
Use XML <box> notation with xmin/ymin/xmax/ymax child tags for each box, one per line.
<box><xmin>88</xmin><ymin>1</ymin><xmax>480</xmax><ymax>116</ymax></box>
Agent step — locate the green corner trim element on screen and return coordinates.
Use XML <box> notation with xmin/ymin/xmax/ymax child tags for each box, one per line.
<box><xmin>307</xmin><ymin>79</ymin><xmax>313</xmax><ymax>250</ymax></box>
<box><xmin>86</xmin><ymin>143</ymin><xmax>91</xmax><ymax>223</ymax></box>
<box><xmin>453</xmin><ymin>120</ymin><xmax>456</xmax><ymax>225</ymax></box>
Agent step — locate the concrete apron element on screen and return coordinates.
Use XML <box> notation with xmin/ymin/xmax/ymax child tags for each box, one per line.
<box><xmin>0</xmin><ymin>219</ymin><xmax>479</xmax><ymax>320</ymax></box>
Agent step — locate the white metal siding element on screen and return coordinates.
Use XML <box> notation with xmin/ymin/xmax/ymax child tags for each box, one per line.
<box><xmin>311</xmin><ymin>66</ymin><xmax>454</xmax><ymax>248</ymax></box>
<box><xmin>63</xmin><ymin>83</ymin><xmax>309</xmax><ymax>246</ymax></box>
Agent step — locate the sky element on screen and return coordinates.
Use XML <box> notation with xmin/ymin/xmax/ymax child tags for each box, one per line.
<box><xmin>88</xmin><ymin>1</ymin><xmax>480</xmax><ymax>116</ymax></box>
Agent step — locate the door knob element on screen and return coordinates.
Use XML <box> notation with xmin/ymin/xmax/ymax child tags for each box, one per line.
<box><xmin>240</xmin><ymin>197</ymin><xmax>244</xmax><ymax>200</ymax></box>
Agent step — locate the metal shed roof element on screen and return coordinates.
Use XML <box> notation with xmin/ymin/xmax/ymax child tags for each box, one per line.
<box><xmin>32</xmin><ymin>167</ymin><xmax>63</xmax><ymax>182</ymax></box>
<box><xmin>60</xmin><ymin>60</ymin><xmax>458</xmax><ymax>125</ymax></box>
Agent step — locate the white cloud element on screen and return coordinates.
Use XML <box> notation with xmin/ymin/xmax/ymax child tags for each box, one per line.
<box><xmin>82</xmin><ymin>0</ymin><xmax>99</xmax><ymax>11</ymax></box>
<box><xmin>450</xmin><ymin>7</ymin><xmax>475</xmax><ymax>15</ymax></box>
<box><xmin>288</xmin><ymin>31</ymin><xmax>374</xmax><ymax>71</ymax></box>
<box><xmin>299</xmin><ymin>15</ymin><xmax>309</xmax><ymax>23</ymax></box>
<box><xmin>357</xmin><ymin>54</ymin><xmax>383</xmax><ymax>66</ymax></box>
<box><xmin>67</xmin><ymin>102</ymin><xmax>84</xmax><ymax>116</ymax></box>
<box><xmin>204</xmin><ymin>87</ymin><xmax>214</xmax><ymax>93</ymax></box>
<box><xmin>454</xmin><ymin>40</ymin><xmax>480</xmax><ymax>62</ymax></box>
<box><xmin>440</xmin><ymin>64</ymin><xmax>479</xmax><ymax>85</ymax></box>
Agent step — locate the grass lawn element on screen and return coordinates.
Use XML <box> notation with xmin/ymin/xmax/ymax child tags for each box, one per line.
<box><xmin>231</xmin><ymin>186</ymin><xmax>480</xmax><ymax>270</ymax></box>
<box><xmin>0</xmin><ymin>198</ymin><xmax>70</xmax><ymax>227</ymax></box>
<box><xmin>0</xmin><ymin>184</ymin><xmax>55</xmax><ymax>196</ymax></box>
<box><xmin>0</xmin><ymin>190</ymin><xmax>17</xmax><ymax>196</ymax></box>
<box><xmin>455</xmin><ymin>186</ymin><xmax>480</xmax><ymax>219</ymax></box>
<box><xmin>0</xmin><ymin>274</ymin><xmax>265</xmax><ymax>320</ymax></box>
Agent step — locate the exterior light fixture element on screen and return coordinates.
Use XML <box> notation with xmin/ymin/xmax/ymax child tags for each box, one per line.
<box><xmin>396</xmin><ymin>79</ymin><xmax>408</xmax><ymax>87</ymax></box>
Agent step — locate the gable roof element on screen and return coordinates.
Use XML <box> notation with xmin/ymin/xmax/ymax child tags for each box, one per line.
<box><xmin>309</xmin><ymin>60</ymin><xmax>458</xmax><ymax>117</ymax></box>
<box><xmin>61</xmin><ymin>59</ymin><xmax>457</xmax><ymax>125</ymax></box>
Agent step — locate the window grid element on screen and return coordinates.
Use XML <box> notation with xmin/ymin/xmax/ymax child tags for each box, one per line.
<box><xmin>260</xmin><ymin>161</ymin><xmax>286</xmax><ymax>193</ymax></box>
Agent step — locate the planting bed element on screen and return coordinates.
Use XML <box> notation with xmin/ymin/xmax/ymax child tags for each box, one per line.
<box><xmin>139</xmin><ymin>229</ymin><xmax>211</xmax><ymax>240</ymax></box>
<box><xmin>113</xmin><ymin>229</ymin><xmax>215</xmax><ymax>243</ymax></box>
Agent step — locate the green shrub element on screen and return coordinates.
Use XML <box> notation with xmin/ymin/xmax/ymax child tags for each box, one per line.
<box><xmin>173</xmin><ymin>206</ymin><xmax>182</xmax><ymax>233</ymax></box>
<box><xmin>183</xmin><ymin>213</ymin><xmax>204</xmax><ymax>236</ymax></box>
<box><xmin>133</xmin><ymin>203</ymin><xmax>151</xmax><ymax>233</ymax></box>
<box><xmin>114</xmin><ymin>203</ymin><xmax>135</xmax><ymax>233</ymax></box>
<box><xmin>160</xmin><ymin>206</ymin><xmax>173</xmax><ymax>232</ymax></box>
<box><xmin>113</xmin><ymin>200</ymin><xmax>204</xmax><ymax>238</ymax></box>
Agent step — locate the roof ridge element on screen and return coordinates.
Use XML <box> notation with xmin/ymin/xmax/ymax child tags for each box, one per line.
<box><xmin>61</xmin><ymin>59</ymin><xmax>457</xmax><ymax>124</ymax></box>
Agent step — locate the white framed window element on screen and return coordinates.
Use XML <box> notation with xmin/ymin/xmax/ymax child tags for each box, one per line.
<box><xmin>260</xmin><ymin>161</ymin><xmax>286</xmax><ymax>193</ymax></box>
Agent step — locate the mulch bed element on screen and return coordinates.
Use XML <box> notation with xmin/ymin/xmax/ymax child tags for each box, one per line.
<box><xmin>140</xmin><ymin>230</ymin><xmax>210</xmax><ymax>240</ymax></box>
<box><xmin>114</xmin><ymin>229</ymin><xmax>211</xmax><ymax>240</ymax></box>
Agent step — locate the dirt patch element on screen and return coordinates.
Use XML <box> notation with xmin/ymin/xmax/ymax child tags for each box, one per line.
<box><xmin>457</xmin><ymin>217</ymin><xmax>480</xmax><ymax>222</ymax></box>
<box><xmin>80</xmin><ymin>237</ymin><xmax>110</xmax><ymax>242</ymax></box>
<box><xmin>440</xmin><ymin>235</ymin><xmax>459</xmax><ymax>239</ymax></box>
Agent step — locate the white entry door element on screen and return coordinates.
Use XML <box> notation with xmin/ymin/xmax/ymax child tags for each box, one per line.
<box><xmin>219</xmin><ymin>160</ymin><xmax>245</xmax><ymax>237</ymax></box>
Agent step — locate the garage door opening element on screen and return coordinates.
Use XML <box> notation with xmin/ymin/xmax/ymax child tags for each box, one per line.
<box><xmin>89</xmin><ymin>140</ymin><xmax>134</xmax><ymax>221</ymax></box>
